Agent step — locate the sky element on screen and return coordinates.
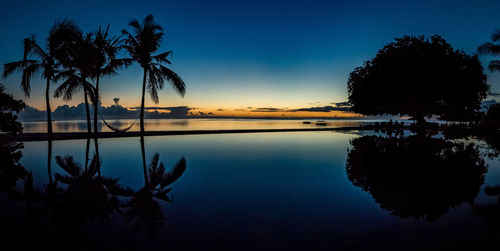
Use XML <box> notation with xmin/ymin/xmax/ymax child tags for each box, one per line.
<box><xmin>2</xmin><ymin>0</ymin><xmax>500</xmax><ymax>118</ymax></box>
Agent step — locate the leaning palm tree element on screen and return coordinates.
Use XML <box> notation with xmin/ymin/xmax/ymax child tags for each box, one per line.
<box><xmin>478</xmin><ymin>30</ymin><xmax>500</xmax><ymax>72</ymax></box>
<box><xmin>3</xmin><ymin>20</ymin><xmax>80</xmax><ymax>139</ymax></box>
<box><xmin>121</xmin><ymin>15</ymin><xmax>186</xmax><ymax>134</ymax></box>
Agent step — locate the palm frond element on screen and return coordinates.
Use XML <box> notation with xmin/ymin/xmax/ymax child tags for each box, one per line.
<box><xmin>54</xmin><ymin>75</ymin><xmax>82</xmax><ymax>100</ymax></box>
<box><xmin>21</xmin><ymin>63</ymin><xmax>42</xmax><ymax>97</ymax></box>
<box><xmin>160</xmin><ymin>157</ymin><xmax>186</xmax><ymax>189</ymax></box>
<box><xmin>478</xmin><ymin>42</ymin><xmax>500</xmax><ymax>55</ymax></box>
<box><xmin>492</xmin><ymin>31</ymin><xmax>500</xmax><ymax>42</ymax></box>
<box><xmin>23</xmin><ymin>36</ymin><xmax>48</xmax><ymax>61</ymax></box>
<box><xmin>55</xmin><ymin>155</ymin><xmax>82</xmax><ymax>177</ymax></box>
<box><xmin>488</xmin><ymin>60</ymin><xmax>500</xmax><ymax>72</ymax></box>
<box><xmin>152</xmin><ymin>51</ymin><xmax>172</xmax><ymax>65</ymax></box>
<box><xmin>158</xmin><ymin>65</ymin><xmax>186</xmax><ymax>96</ymax></box>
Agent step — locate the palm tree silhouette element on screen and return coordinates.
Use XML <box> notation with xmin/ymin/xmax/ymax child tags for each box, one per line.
<box><xmin>478</xmin><ymin>30</ymin><xmax>500</xmax><ymax>71</ymax></box>
<box><xmin>121</xmin><ymin>15</ymin><xmax>186</xmax><ymax>134</ymax></box>
<box><xmin>3</xmin><ymin>20</ymin><xmax>80</xmax><ymax>139</ymax></box>
<box><xmin>89</xmin><ymin>25</ymin><xmax>128</xmax><ymax>137</ymax></box>
<box><xmin>54</xmin><ymin>31</ymin><xmax>96</xmax><ymax>136</ymax></box>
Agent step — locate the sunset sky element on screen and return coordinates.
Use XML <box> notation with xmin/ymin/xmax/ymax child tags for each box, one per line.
<box><xmin>2</xmin><ymin>0</ymin><xmax>500</xmax><ymax>117</ymax></box>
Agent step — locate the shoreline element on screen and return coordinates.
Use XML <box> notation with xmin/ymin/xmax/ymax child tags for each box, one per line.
<box><xmin>7</xmin><ymin>127</ymin><xmax>366</xmax><ymax>142</ymax></box>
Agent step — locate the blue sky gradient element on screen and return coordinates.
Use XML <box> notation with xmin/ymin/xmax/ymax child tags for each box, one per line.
<box><xmin>2</xmin><ymin>0</ymin><xmax>500</xmax><ymax>114</ymax></box>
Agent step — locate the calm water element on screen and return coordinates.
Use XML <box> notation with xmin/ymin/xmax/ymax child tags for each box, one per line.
<box><xmin>1</xmin><ymin>131</ymin><xmax>500</xmax><ymax>250</ymax></box>
<box><xmin>21</xmin><ymin>118</ymin><xmax>385</xmax><ymax>133</ymax></box>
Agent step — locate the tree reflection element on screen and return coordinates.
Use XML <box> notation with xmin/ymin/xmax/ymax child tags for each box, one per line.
<box><xmin>0</xmin><ymin>140</ymin><xmax>26</xmax><ymax>192</ymax></box>
<box><xmin>346</xmin><ymin>135</ymin><xmax>487</xmax><ymax>222</ymax></box>
<box><xmin>124</xmin><ymin>147</ymin><xmax>186</xmax><ymax>233</ymax></box>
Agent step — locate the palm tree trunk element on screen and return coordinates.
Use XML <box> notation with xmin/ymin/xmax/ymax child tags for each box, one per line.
<box><xmin>140</xmin><ymin>68</ymin><xmax>147</xmax><ymax>135</ymax></box>
<box><xmin>45</xmin><ymin>79</ymin><xmax>53</xmax><ymax>139</ymax></box>
<box><xmin>140</xmin><ymin>135</ymin><xmax>148</xmax><ymax>186</ymax></box>
<box><xmin>93</xmin><ymin>75</ymin><xmax>101</xmax><ymax>176</ymax></box>
<box><xmin>84</xmin><ymin>87</ymin><xmax>92</xmax><ymax>135</ymax></box>
<box><xmin>94</xmin><ymin>75</ymin><xmax>100</xmax><ymax>137</ymax></box>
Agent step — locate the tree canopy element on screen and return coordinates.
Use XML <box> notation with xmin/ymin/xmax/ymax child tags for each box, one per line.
<box><xmin>0</xmin><ymin>84</ymin><xmax>25</xmax><ymax>134</ymax></box>
<box><xmin>347</xmin><ymin>35</ymin><xmax>489</xmax><ymax>122</ymax></box>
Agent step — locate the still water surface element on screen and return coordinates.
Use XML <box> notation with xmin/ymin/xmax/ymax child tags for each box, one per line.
<box><xmin>21</xmin><ymin>118</ymin><xmax>382</xmax><ymax>133</ymax></box>
<box><xmin>2</xmin><ymin>131</ymin><xmax>500</xmax><ymax>250</ymax></box>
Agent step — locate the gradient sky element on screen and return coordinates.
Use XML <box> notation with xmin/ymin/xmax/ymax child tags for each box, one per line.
<box><xmin>2</xmin><ymin>0</ymin><xmax>500</xmax><ymax>117</ymax></box>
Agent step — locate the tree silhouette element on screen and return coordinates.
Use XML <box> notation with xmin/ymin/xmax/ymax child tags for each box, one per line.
<box><xmin>346</xmin><ymin>135</ymin><xmax>487</xmax><ymax>222</ymax></box>
<box><xmin>121</xmin><ymin>15</ymin><xmax>185</xmax><ymax>134</ymax></box>
<box><xmin>0</xmin><ymin>84</ymin><xmax>25</xmax><ymax>134</ymax></box>
<box><xmin>3</xmin><ymin>20</ymin><xmax>80</xmax><ymax>139</ymax></box>
<box><xmin>54</xmin><ymin>29</ymin><xmax>97</xmax><ymax>136</ymax></box>
<box><xmin>347</xmin><ymin>35</ymin><xmax>489</xmax><ymax>123</ymax></box>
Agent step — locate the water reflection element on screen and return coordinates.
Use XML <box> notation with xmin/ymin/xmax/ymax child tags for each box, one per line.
<box><xmin>1</xmin><ymin>137</ymin><xmax>186</xmax><ymax>239</ymax></box>
<box><xmin>0</xmin><ymin>140</ymin><xmax>25</xmax><ymax>192</ymax></box>
<box><xmin>346</xmin><ymin>135</ymin><xmax>487</xmax><ymax>222</ymax></box>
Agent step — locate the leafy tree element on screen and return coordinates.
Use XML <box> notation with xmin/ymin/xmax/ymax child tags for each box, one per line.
<box><xmin>347</xmin><ymin>35</ymin><xmax>489</xmax><ymax>123</ymax></box>
<box><xmin>0</xmin><ymin>84</ymin><xmax>25</xmax><ymax>134</ymax></box>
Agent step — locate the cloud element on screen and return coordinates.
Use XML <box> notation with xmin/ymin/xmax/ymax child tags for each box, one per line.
<box><xmin>217</xmin><ymin>108</ymin><xmax>225</xmax><ymax>111</ymax></box>
<box><xmin>289</xmin><ymin>105</ymin><xmax>351</xmax><ymax>112</ymax></box>
<box><xmin>250</xmin><ymin>107</ymin><xmax>285</xmax><ymax>112</ymax></box>
<box><xmin>332</xmin><ymin>101</ymin><xmax>350</xmax><ymax>107</ymax></box>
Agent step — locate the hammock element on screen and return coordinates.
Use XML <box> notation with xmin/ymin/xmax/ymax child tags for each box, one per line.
<box><xmin>101</xmin><ymin>116</ymin><xmax>137</xmax><ymax>133</ymax></box>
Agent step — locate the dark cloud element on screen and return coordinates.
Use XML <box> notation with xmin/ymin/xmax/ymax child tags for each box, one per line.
<box><xmin>217</xmin><ymin>108</ymin><xmax>225</xmax><ymax>111</ymax></box>
<box><xmin>332</xmin><ymin>101</ymin><xmax>350</xmax><ymax>107</ymax></box>
<box><xmin>290</xmin><ymin>105</ymin><xmax>351</xmax><ymax>112</ymax></box>
<box><xmin>234</xmin><ymin>108</ymin><xmax>245</xmax><ymax>111</ymax></box>
<box><xmin>251</xmin><ymin>107</ymin><xmax>285</xmax><ymax>112</ymax></box>
<box><xmin>19</xmin><ymin>104</ymin><xmax>197</xmax><ymax>120</ymax></box>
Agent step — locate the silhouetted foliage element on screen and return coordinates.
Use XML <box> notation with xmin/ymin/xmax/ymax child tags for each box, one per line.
<box><xmin>52</xmin><ymin>154</ymin><xmax>124</xmax><ymax>233</ymax></box>
<box><xmin>347</xmin><ymin>35</ymin><xmax>489</xmax><ymax>123</ymax></box>
<box><xmin>0</xmin><ymin>141</ymin><xmax>25</xmax><ymax>192</ymax></box>
<box><xmin>121</xmin><ymin>14</ymin><xmax>186</xmax><ymax>134</ymax></box>
<box><xmin>0</xmin><ymin>84</ymin><xmax>25</xmax><ymax>134</ymax></box>
<box><xmin>346</xmin><ymin>135</ymin><xmax>487</xmax><ymax>222</ymax></box>
<box><xmin>478</xmin><ymin>30</ymin><xmax>500</xmax><ymax>72</ymax></box>
<box><xmin>3</xmin><ymin>20</ymin><xmax>81</xmax><ymax>138</ymax></box>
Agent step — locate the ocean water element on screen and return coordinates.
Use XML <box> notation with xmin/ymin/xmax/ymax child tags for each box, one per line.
<box><xmin>20</xmin><ymin>118</ymin><xmax>388</xmax><ymax>133</ymax></box>
<box><xmin>1</xmin><ymin>131</ymin><xmax>499</xmax><ymax>250</ymax></box>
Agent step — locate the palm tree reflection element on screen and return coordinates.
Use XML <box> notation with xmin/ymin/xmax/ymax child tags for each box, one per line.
<box><xmin>346</xmin><ymin>135</ymin><xmax>487</xmax><ymax>222</ymax></box>
<box><xmin>124</xmin><ymin>149</ymin><xmax>186</xmax><ymax>233</ymax></box>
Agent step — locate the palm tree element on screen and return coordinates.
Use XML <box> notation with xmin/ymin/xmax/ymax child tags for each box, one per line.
<box><xmin>90</xmin><ymin>25</ymin><xmax>126</xmax><ymax>137</ymax></box>
<box><xmin>54</xmin><ymin>32</ymin><xmax>96</xmax><ymax>136</ymax></box>
<box><xmin>478</xmin><ymin>30</ymin><xmax>500</xmax><ymax>71</ymax></box>
<box><xmin>121</xmin><ymin>15</ymin><xmax>186</xmax><ymax>134</ymax></box>
<box><xmin>3</xmin><ymin>21</ymin><xmax>80</xmax><ymax>139</ymax></box>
